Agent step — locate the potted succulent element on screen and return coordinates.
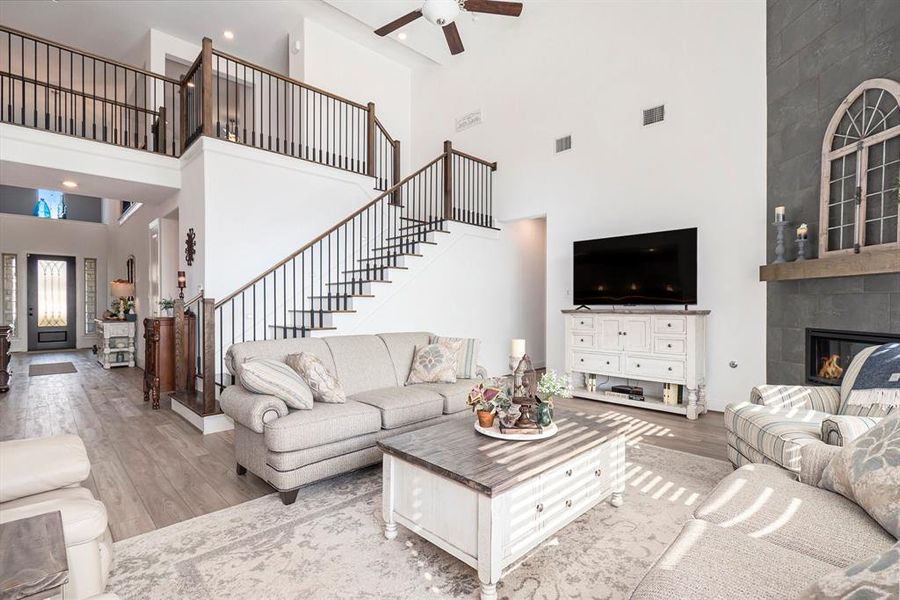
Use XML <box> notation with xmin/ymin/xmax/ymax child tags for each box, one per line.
<box><xmin>467</xmin><ymin>382</ymin><xmax>507</xmax><ymax>428</ymax></box>
<box><xmin>535</xmin><ymin>370</ymin><xmax>573</xmax><ymax>426</ymax></box>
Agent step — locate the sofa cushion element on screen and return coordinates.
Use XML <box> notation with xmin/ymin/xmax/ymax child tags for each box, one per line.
<box><xmin>416</xmin><ymin>380</ymin><xmax>477</xmax><ymax>414</ymax></box>
<box><xmin>631</xmin><ymin>519</ymin><xmax>834</xmax><ymax>600</ymax></box>
<box><xmin>226</xmin><ymin>337</ymin><xmax>337</xmax><ymax>383</ymax></box>
<box><xmin>324</xmin><ymin>335</ymin><xmax>398</xmax><ymax>395</ymax></box>
<box><xmin>797</xmin><ymin>542</ymin><xmax>900</xmax><ymax>600</ymax></box>
<box><xmin>377</xmin><ymin>332</ymin><xmax>432</xmax><ymax>383</ymax></box>
<box><xmin>350</xmin><ymin>386</ymin><xmax>444</xmax><ymax>429</ymax></box>
<box><xmin>694</xmin><ymin>464</ymin><xmax>895</xmax><ymax>567</ymax></box>
<box><xmin>267</xmin><ymin>432</ymin><xmax>379</xmax><ymax>472</ymax></box>
<box><xmin>819</xmin><ymin>412</ymin><xmax>900</xmax><ymax>539</ymax></box>
<box><xmin>239</xmin><ymin>359</ymin><xmax>313</xmax><ymax>409</ymax></box>
<box><xmin>263</xmin><ymin>400</ymin><xmax>381</xmax><ymax>452</ymax></box>
<box><xmin>286</xmin><ymin>352</ymin><xmax>346</xmax><ymax>403</ymax></box>
<box><xmin>725</xmin><ymin>401</ymin><xmax>829</xmax><ymax>472</ymax></box>
<box><xmin>431</xmin><ymin>335</ymin><xmax>480</xmax><ymax>379</ymax></box>
<box><xmin>0</xmin><ymin>487</ymin><xmax>108</xmax><ymax>546</ymax></box>
<box><xmin>838</xmin><ymin>344</ymin><xmax>897</xmax><ymax>417</ymax></box>
<box><xmin>406</xmin><ymin>343</ymin><xmax>458</xmax><ymax>384</ymax></box>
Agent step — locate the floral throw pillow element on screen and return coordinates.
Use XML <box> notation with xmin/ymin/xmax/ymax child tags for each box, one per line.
<box><xmin>796</xmin><ymin>542</ymin><xmax>899</xmax><ymax>600</ymax></box>
<box><xmin>406</xmin><ymin>343</ymin><xmax>458</xmax><ymax>385</ymax></box>
<box><xmin>285</xmin><ymin>352</ymin><xmax>346</xmax><ymax>403</ymax></box>
<box><xmin>818</xmin><ymin>412</ymin><xmax>900</xmax><ymax>538</ymax></box>
<box><xmin>431</xmin><ymin>335</ymin><xmax>480</xmax><ymax>379</ymax></box>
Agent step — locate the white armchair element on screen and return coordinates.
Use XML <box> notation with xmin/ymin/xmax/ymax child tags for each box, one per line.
<box><xmin>0</xmin><ymin>435</ymin><xmax>115</xmax><ymax>599</ymax></box>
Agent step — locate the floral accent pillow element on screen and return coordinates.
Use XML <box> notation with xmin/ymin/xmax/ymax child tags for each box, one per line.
<box><xmin>285</xmin><ymin>352</ymin><xmax>346</xmax><ymax>403</ymax></box>
<box><xmin>406</xmin><ymin>343</ymin><xmax>458</xmax><ymax>385</ymax></box>
<box><xmin>431</xmin><ymin>335</ymin><xmax>480</xmax><ymax>379</ymax></box>
<box><xmin>818</xmin><ymin>412</ymin><xmax>900</xmax><ymax>538</ymax></box>
<box><xmin>797</xmin><ymin>542</ymin><xmax>899</xmax><ymax>600</ymax></box>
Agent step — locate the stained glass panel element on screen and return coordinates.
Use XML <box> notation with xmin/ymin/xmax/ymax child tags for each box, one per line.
<box><xmin>1</xmin><ymin>254</ymin><xmax>16</xmax><ymax>336</ymax></box>
<box><xmin>37</xmin><ymin>259</ymin><xmax>67</xmax><ymax>327</ymax></box>
<box><xmin>84</xmin><ymin>258</ymin><xmax>97</xmax><ymax>334</ymax></box>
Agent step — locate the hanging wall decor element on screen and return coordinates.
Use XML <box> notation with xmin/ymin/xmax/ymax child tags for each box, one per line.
<box><xmin>185</xmin><ymin>228</ymin><xmax>196</xmax><ymax>266</ymax></box>
<box><xmin>819</xmin><ymin>78</ymin><xmax>900</xmax><ymax>257</ymax></box>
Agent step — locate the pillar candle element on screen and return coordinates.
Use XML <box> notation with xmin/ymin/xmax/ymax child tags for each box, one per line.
<box><xmin>510</xmin><ymin>339</ymin><xmax>526</xmax><ymax>357</ymax></box>
<box><xmin>775</xmin><ymin>206</ymin><xmax>785</xmax><ymax>222</ymax></box>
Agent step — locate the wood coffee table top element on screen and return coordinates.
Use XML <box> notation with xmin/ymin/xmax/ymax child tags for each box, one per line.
<box><xmin>378</xmin><ymin>408</ymin><xmax>621</xmax><ymax>496</ymax></box>
<box><xmin>0</xmin><ymin>511</ymin><xmax>68</xmax><ymax>600</ymax></box>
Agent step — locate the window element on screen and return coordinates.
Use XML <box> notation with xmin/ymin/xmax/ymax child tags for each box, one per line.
<box><xmin>84</xmin><ymin>258</ymin><xmax>97</xmax><ymax>334</ymax></box>
<box><xmin>820</xmin><ymin>79</ymin><xmax>900</xmax><ymax>255</ymax></box>
<box><xmin>33</xmin><ymin>189</ymin><xmax>68</xmax><ymax>220</ymax></box>
<box><xmin>1</xmin><ymin>254</ymin><xmax>16</xmax><ymax>336</ymax></box>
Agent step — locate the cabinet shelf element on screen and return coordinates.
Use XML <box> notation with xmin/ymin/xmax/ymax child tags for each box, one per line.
<box><xmin>573</xmin><ymin>387</ymin><xmax>688</xmax><ymax>415</ymax></box>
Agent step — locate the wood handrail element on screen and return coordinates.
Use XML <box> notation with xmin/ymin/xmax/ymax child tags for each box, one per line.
<box><xmin>452</xmin><ymin>149</ymin><xmax>498</xmax><ymax>170</ymax></box>
<box><xmin>182</xmin><ymin>290</ymin><xmax>204</xmax><ymax>307</ymax></box>
<box><xmin>0</xmin><ymin>24</ymin><xmax>182</xmax><ymax>85</ymax></box>
<box><xmin>210</xmin><ymin>48</ymin><xmax>368</xmax><ymax>110</ymax></box>
<box><xmin>215</xmin><ymin>153</ymin><xmax>447</xmax><ymax>307</ymax></box>
<box><xmin>374</xmin><ymin>117</ymin><xmax>394</xmax><ymax>143</ymax></box>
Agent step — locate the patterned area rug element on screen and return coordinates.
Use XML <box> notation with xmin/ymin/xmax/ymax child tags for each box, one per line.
<box><xmin>28</xmin><ymin>362</ymin><xmax>77</xmax><ymax>376</ymax></box>
<box><xmin>109</xmin><ymin>443</ymin><xmax>732</xmax><ymax>600</ymax></box>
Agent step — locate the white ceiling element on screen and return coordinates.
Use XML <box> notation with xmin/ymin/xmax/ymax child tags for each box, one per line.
<box><xmin>322</xmin><ymin>0</ymin><xmax>526</xmax><ymax>65</ymax></box>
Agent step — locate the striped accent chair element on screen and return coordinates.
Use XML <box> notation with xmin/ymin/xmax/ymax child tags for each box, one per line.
<box><xmin>725</xmin><ymin>345</ymin><xmax>896</xmax><ymax>475</ymax></box>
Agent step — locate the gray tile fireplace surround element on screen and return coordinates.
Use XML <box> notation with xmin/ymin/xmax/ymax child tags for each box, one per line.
<box><xmin>767</xmin><ymin>273</ymin><xmax>900</xmax><ymax>383</ymax></box>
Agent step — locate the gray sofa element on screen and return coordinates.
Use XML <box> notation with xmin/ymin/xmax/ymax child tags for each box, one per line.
<box><xmin>219</xmin><ymin>332</ymin><xmax>482</xmax><ymax>504</ymax></box>
<box><xmin>630</xmin><ymin>441</ymin><xmax>897</xmax><ymax>599</ymax></box>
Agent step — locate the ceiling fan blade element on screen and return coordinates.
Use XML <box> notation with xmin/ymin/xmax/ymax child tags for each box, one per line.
<box><xmin>374</xmin><ymin>10</ymin><xmax>423</xmax><ymax>36</ymax></box>
<box><xmin>463</xmin><ymin>0</ymin><xmax>523</xmax><ymax>17</ymax></box>
<box><xmin>442</xmin><ymin>22</ymin><xmax>465</xmax><ymax>55</ymax></box>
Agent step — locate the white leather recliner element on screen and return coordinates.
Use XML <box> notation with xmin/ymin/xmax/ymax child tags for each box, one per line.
<box><xmin>0</xmin><ymin>434</ymin><xmax>115</xmax><ymax>599</ymax></box>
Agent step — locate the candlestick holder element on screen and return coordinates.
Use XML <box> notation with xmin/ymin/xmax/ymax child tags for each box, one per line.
<box><xmin>795</xmin><ymin>237</ymin><xmax>808</xmax><ymax>261</ymax></box>
<box><xmin>772</xmin><ymin>221</ymin><xmax>791</xmax><ymax>263</ymax></box>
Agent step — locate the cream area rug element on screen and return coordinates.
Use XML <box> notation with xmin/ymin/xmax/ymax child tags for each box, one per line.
<box><xmin>109</xmin><ymin>444</ymin><xmax>732</xmax><ymax>600</ymax></box>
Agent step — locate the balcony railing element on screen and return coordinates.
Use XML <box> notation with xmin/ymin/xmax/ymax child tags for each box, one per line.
<box><xmin>0</xmin><ymin>26</ymin><xmax>399</xmax><ymax>188</ymax></box>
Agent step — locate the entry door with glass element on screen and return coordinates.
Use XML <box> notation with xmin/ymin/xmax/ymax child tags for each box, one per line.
<box><xmin>27</xmin><ymin>254</ymin><xmax>76</xmax><ymax>351</ymax></box>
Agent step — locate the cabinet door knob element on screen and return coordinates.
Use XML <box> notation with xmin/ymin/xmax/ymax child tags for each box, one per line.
<box><xmin>565</xmin><ymin>469</ymin><xmax>573</xmax><ymax>477</ymax></box>
<box><xmin>606</xmin><ymin>361</ymin><xmax>610</xmax><ymax>365</ymax></box>
<box><xmin>636</xmin><ymin>364</ymin><xmax>641</xmax><ymax>368</ymax></box>
<box><xmin>580</xmin><ymin>338</ymin><xmax>584</xmax><ymax>342</ymax></box>
<box><xmin>667</xmin><ymin>343</ymin><xmax>672</xmax><ymax>348</ymax></box>
<box><xmin>667</xmin><ymin>323</ymin><xmax>672</xmax><ymax>328</ymax></box>
<box><xmin>595</xmin><ymin>469</ymin><xmax>602</xmax><ymax>477</ymax></box>
<box><xmin>565</xmin><ymin>499</ymin><xmax>573</xmax><ymax>508</ymax></box>
<box><xmin>668</xmin><ymin>367</ymin><xmax>673</xmax><ymax>371</ymax></box>
<box><xmin>623</xmin><ymin>331</ymin><xmax>628</xmax><ymax>336</ymax></box>
<box><xmin>580</xmin><ymin>358</ymin><xmax>584</xmax><ymax>362</ymax></box>
<box><xmin>536</xmin><ymin>503</ymin><xmax>544</xmax><ymax>513</ymax></box>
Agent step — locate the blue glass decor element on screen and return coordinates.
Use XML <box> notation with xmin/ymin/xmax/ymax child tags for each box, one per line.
<box><xmin>33</xmin><ymin>198</ymin><xmax>51</xmax><ymax>218</ymax></box>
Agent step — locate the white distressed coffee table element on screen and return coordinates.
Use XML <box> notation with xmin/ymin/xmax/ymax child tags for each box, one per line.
<box><xmin>378</xmin><ymin>408</ymin><xmax>625</xmax><ymax>600</ymax></box>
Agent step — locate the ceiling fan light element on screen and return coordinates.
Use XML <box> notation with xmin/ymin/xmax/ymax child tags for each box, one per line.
<box><xmin>422</xmin><ymin>0</ymin><xmax>460</xmax><ymax>26</ymax></box>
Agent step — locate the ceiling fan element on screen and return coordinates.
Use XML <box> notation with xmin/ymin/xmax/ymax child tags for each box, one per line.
<box><xmin>374</xmin><ymin>0</ymin><xmax>523</xmax><ymax>55</ymax></box>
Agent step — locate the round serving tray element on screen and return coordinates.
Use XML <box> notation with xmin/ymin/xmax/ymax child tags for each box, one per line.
<box><xmin>474</xmin><ymin>421</ymin><xmax>558</xmax><ymax>441</ymax></box>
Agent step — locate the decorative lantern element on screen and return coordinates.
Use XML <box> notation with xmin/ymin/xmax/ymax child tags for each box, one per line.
<box><xmin>177</xmin><ymin>271</ymin><xmax>186</xmax><ymax>300</ymax></box>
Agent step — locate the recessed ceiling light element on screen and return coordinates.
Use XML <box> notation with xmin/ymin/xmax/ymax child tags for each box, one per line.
<box><xmin>223</xmin><ymin>30</ymin><xmax>234</xmax><ymax>40</ymax></box>
<box><xmin>62</xmin><ymin>180</ymin><xmax>78</xmax><ymax>188</ymax></box>
<box><xmin>397</xmin><ymin>32</ymin><xmax>407</xmax><ymax>40</ymax></box>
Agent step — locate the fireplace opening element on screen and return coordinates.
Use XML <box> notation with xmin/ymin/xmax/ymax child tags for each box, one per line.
<box><xmin>806</xmin><ymin>328</ymin><xmax>900</xmax><ymax>386</ymax></box>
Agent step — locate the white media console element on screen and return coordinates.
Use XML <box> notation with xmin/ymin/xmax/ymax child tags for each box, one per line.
<box><xmin>562</xmin><ymin>308</ymin><xmax>710</xmax><ymax>419</ymax></box>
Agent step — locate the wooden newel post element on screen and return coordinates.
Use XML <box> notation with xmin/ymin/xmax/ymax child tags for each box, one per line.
<box><xmin>174</xmin><ymin>297</ymin><xmax>185</xmax><ymax>393</ymax></box>
<box><xmin>366</xmin><ymin>102</ymin><xmax>376</xmax><ymax>178</ymax></box>
<box><xmin>202</xmin><ymin>298</ymin><xmax>216</xmax><ymax>414</ymax></box>
<box><xmin>201</xmin><ymin>37</ymin><xmax>214</xmax><ymax>138</ymax></box>
<box><xmin>157</xmin><ymin>105</ymin><xmax>167</xmax><ymax>154</ymax></box>
<box><xmin>390</xmin><ymin>139</ymin><xmax>401</xmax><ymax>206</ymax></box>
<box><xmin>443</xmin><ymin>140</ymin><xmax>453</xmax><ymax>220</ymax></box>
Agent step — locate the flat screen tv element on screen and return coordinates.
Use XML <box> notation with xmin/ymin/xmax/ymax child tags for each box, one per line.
<box><xmin>573</xmin><ymin>228</ymin><xmax>697</xmax><ymax>306</ymax></box>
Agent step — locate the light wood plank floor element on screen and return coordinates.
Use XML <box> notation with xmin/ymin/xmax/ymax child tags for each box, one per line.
<box><xmin>2</xmin><ymin>350</ymin><xmax>728</xmax><ymax>541</ymax></box>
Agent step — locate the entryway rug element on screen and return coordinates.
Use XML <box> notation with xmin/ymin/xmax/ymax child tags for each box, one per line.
<box><xmin>28</xmin><ymin>362</ymin><xmax>77</xmax><ymax>376</ymax></box>
<box><xmin>109</xmin><ymin>443</ymin><xmax>731</xmax><ymax>600</ymax></box>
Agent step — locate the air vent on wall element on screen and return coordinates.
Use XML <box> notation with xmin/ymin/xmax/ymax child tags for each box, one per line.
<box><xmin>643</xmin><ymin>105</ymin><xmax>665</xmax><ymax>126</ymax></box>
<box><xmin>555</xmin><ymin>135</ymin><xmax>572</xmax><ymax>153</ymax></box>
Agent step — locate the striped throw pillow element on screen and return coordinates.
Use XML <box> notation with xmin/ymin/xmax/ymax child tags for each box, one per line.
<box><xmin>240</xmin><ymin>359</ymin><xmax>314</xmax><ymax>410</ymax></box>
<box><xmin>431</xmin><ymin>335</ymin><xmax>480</xmax><ymax>379</ymax></box>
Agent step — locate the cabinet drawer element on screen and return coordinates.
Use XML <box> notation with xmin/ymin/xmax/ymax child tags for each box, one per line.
<box><xmin>570</xmin><ymin>316</ymin><xmax>595</xmax><ymax>330</ymax></box>
<box><xmin>571</xmin><ymin>333</ymin><xmax>594</xmax><ymax>348</ymax></box>
<box><xmin>625</xmin><ymin>356</ymin><xmax>685</xmax><ymax>380</ymax></box>
<box><xmin>653</xmin><ymin>337</ymin><xmax>686</xmax><ymax>355</ymax></box>
<box><xmin>572</xmin><ymin>351</ymin><xmax>620</xmax><ymax>373</ymax></box>
<box><xmin>653</xmin><ymin>316</ymin><xmax>686</xmax><ymax>334</ymax></box>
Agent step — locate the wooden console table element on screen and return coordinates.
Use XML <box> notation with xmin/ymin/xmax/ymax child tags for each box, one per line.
<box><xmin>143</xmin><ymin>315</ymin><xmax>196</xmax><ymax>410</ymax></box>
<box><xmin>0</xmin><ymin>511</ymin><xmax>68</xmax><ymax>600</ymax></box>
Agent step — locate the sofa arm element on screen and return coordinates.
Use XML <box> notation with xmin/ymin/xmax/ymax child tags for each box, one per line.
<box><xmin>750</xmin><ymin>384</ymin><xmax>840</xmax><ymax>412</ymax></box>
<box><xmin>219</xmin><ymin>385</ymin><xmax>289</xmax><ymax>434</ymax></box>
<box><xmin>821</xmin><ymin>415</ymin><xmax>881</xmax><ymax>447</ymax></box>
<box><xmin>799</xmin><ymin>441</ymin><xmax>841</xmax><ymax>486</ymax></box>
<box><xmin>0</xmin><ymin>434</ymin><xmax>90</xmax><ymax>503</ymax></box>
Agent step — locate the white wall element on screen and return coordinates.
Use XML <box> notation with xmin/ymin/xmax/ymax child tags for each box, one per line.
<box><xmin>297</xmin><ymin>18</ymin><xmax>413</xmax><ymax>173</ymax></box>
<box><xmin>409</xmin><ymin>1</ymin><xmax>768</xmax><ymax>410</ymax></box>
<box><xmin>0</xmin><ymin>214</ymin><xmax>109</xmax><ymax>352</ymax></box>
<box><xmin>338</xmin><ymin>219</ymin><xmax>547</xmax><ymax>375</ymax></box>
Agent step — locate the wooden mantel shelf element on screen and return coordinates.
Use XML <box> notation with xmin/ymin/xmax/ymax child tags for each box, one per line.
<box><xmin>759</xmin><ymin>249</ymin><xmax>900</xmax><ymax>282</ymax></box>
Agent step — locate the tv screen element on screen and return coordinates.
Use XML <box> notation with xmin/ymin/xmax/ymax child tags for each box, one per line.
<box><xmin>573</xmin><ymin>228</ymin><xmax>697</xmax><ymax>305</ymax></box>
